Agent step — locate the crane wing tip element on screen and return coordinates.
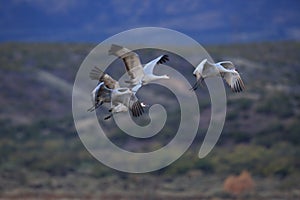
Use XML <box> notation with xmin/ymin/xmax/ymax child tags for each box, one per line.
<box><xmin>108</xmin><ymin>44</ymin><xmax>123</xmax><ymax>55</ymax></box>
<box><xmin>232</xmin><ymin>78</ymin><xmax>245</xmax><ymax>93</ymax></box>
<box><xmin>131</xmin><ymin>101</ymin><xmax>144</xmax><ymax>117</ymax></box>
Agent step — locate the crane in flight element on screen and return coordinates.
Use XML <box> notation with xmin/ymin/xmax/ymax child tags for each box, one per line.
<box><xmin>109</xmin><ymin>44</ymin><xmax>170</xmax><ymax>93</ymax></box>
<box><xmin>88</xmin><ymin>67</ymin><xmax>145</xmax><ymax>120</ymax></box>
<box><xmin>192</xmin><ymin>59</ymin><xmax>245</xmax><ymax>93</ymax></box>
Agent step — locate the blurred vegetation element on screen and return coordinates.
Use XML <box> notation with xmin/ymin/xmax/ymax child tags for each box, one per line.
<box><xmin>0</xmin><ymin>41</ymin><xmax>299</xmax><ymax>198</ymax></box>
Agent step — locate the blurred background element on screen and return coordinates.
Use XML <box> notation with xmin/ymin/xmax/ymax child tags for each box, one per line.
<box><xmin>0</xmin><ymin>0</ymin><xmax>299</xmax><ymax>199</ymax></box>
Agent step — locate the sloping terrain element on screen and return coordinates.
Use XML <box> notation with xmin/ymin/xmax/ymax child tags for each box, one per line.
<box><xmin>0</xmin><ymin>41</ymin><xmax>299</xmax><ymax>199</ymax></box>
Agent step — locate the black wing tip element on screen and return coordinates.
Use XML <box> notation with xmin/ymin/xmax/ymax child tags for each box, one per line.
<box><xmin>131</xmin><ymin>101</ymin><xmax>144</xmax><ymax>117</ymax></box>
<box><xmin>157</xmin><ymin>55</ymin><xmax>169</xmax><ymax>64</ymax></box>
<box><xmin>232</xmin><ymin>79</ymin><xmax>245</xmax><ymax>93</ymax></box>
<box><xmin>162</xmin><ymin>54</ymin><xmax>169</xmax><ymax>60</ymax></box>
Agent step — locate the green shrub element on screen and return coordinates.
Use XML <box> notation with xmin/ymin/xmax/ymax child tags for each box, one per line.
<box><xmin>228</xmin><ymin>131</ymin><xmax>251</xmax><ymax>143</ymax></box>
<box><xmin>194</xmin><ymin>157</ymin><xmax>214</xmax><ymax>173</ymax></box>
<box><xmin>208</xmin><ymin>143</ymin><xmax>298</xmax><ymax>177</ymax></box>
<box><xmin>92</xmin><ymin>165</ymin><xmax>114</xmax><ymax>178</ymax></box>
<box><xmin>284</xmin><ymin>120</ymin><xmax>300</xmax><ymax>145</ymax></box>
<box><xmin>256</xmin><ymin>92</ymin><xmax>294</xmax><ymax>118</ymax></box>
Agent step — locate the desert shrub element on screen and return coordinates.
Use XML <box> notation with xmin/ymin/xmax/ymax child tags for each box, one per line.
<box><xmin>226</xmin><ymin>111</ymin><xmax>239</xmax><ymax>120</ymax></box>
<box><xmin>279</xmin><ymin>175</ymin><xmax>300</xmax><ymax>190</ymax></box>
<box><xmin>259</xmin><ymin>142</ymin><xmax>297</xmax><ymax>177</ymax></box>
<box><xmin>166</xmin><ymin>162</ymin><xmax>192</xmax><ymax>175</ymax></box>
<box><xmin>194</xmin><ymin>157</ymin><xmax>214</xmax><ymax>173</ymax></box>
<box><xmin>228</xmin><ymin>98</ymin><xmax>253</xmax><ymax>110</ymax></box>
<box><xmin>284</xmin><ymin>120</ymin><xmax>300</xmax><ymax>145</ymax></box>
<box><xmin>256</xmin><ymin>92</ymin><xmax>294</xmax><ymax>118</ymax></box>
<box><xmin>223</xmin><ymin>170</ymin><xmax>255</xmax><ymax>195</ymax></box>
<box><xmin>0</xmin><ymin>139</ymin><xmax>17</xmax><ymax>161</ymax></box>
<box><xmin>254</xmin><ymin>119</ymin><xmax>299</xmax><ymax>146</ymax></box>
<box><xmin>164</xmin><ymin>155</ymin><xmax>195</xmax><ymax>175</ymax></box>
<box><xmin>224</xmin><ymin>145</ymin><xmax>267</xmax><ymax>174</ymax></box>
<box><xmin>30</xmin><ymin>151</ymin><xmax>76</xmax><ymax>176</ymax></box>
<box><xmin>253</xmin><ymin>122</ymin><xmax>284</xmax><ymax>147</ymax></box>
<box><xmin>209</xmin><ymin>143</ymin><xmax>298</xmax><ymax>177</ymax></box>
<box><xmin>227</xmin><ymin>131</ymin><xmax>251</xmax><ymax>143</ymax></box>
<box><xmin>91</xmin><ymin>165</ymin><xmax>114</xmax><ymax>178</ymax></box>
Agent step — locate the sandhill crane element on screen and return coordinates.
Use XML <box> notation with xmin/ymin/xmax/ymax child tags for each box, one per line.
<box><xmin>192</xmin><ymin>59</ymin><xmax>245</xmax><ymax>92</ymax></box>
<box><xmin>109</xmin><ymin>44</ymin><xmax>169</xmax><ymax>93</ymax></box>
<box><xmin>88</xmin><ymin>66</ymin><xmax>120</xmax><ymax>111</ymax></box>
<box><xmin>87</xmin><ymin>82</ymin><xmax>111</xmax><ymax>112</ymax></box>
<box><xmin>105</xmin><ymin>86</ymin><xmax>144</xmax><ymax>120</ymax></box>
<box><xmin>89</xmin><ymin>66</ymin><xmax>120</xmax><ymax>89</ymax></box>
<box><xmin>88</xmin><ymin>67</ymin><xmax>145</xmax><ymax>119</ymax></box>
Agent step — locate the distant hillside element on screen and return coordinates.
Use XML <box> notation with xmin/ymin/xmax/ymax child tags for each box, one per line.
<box><xmin>1</xmin><ymin>1</ymin><xmax>300</xmax><ymax>43</ymax></box>
<box><xmin>1</xmin><ymin>41</ymin><xmax>299</xmax><ymax>140</ymax></box>
<box><xmin>0</xmin><ymin>41</ymin><xmax>299</xmax><ymax>199</ymax></box>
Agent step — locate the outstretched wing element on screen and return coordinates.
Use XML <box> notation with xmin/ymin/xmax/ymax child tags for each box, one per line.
<box><xmin>89</xmin><ymin>66</ymin><xmax>120</xmax><ymax>89</ymax></box>
<box><xmin>112</xmin><ymin>89</ymin><xmax>144</xmax><ymax>117</ymax></box>
<box><xmin>222</xmin><ymin>71</ymin><xmax>245</xmax><ymax>93</ymax></box>
<box><xmin>218</xmin><ymin>61</ymin><xmax>245</xmax><ymax>92</ymax></box>
<box><xmin>128</xmin><ymin>94</ymin><xmax>144</xmax><ymax>117</ymax></box>
<box><xmin>218</xmin><ymin>61</ymin><xmax>235</xmax><ymax>70</ymax></box>
<box><xmin>88</xmin><ymin>82</ymin><xmax>112</xmax><ymax>112</ymax></box>
<box><xmin>109</xmin><ymin>44</ymin><xmax>144</xmax><ymax>84</ymax></box>
<box><xmin>144</xmin><ymin>55</ymin><xmax>169</xmax><ymax>75</ymax></box>
<box><xmin>193</xmin><ymin>59</ymin><xmax>217</xmax><ymax>79</ymax></box>
<box><xmin>202</xmin><ymin>60</ymin><xmax>219</xmax><ymax>76</ymax></box>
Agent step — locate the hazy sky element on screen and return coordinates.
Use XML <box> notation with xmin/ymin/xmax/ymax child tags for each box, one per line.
<box><xmin>0</xmin><ymin>0</ymin><xmax>299</xmax><ymax>43</ymax></box>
